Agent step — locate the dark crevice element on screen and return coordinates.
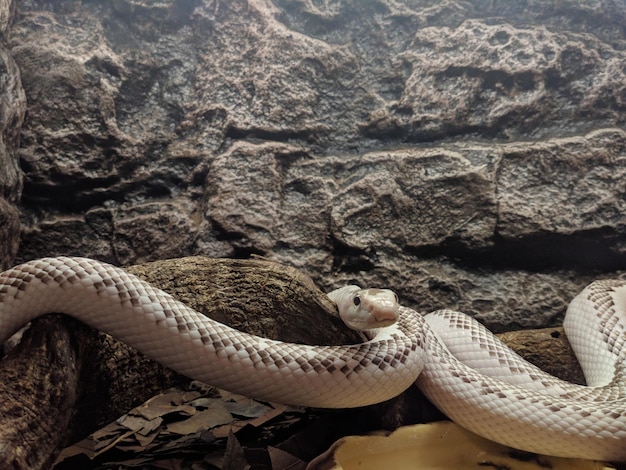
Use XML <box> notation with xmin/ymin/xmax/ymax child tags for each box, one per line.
<box><xmin>210</xmin><ymin>219</ymin><xmax>267</xmax><ymax>259</ymax></box>
<box><xmin>213</xmin><ymin>226</ymin><xmax>245</xmax><ymax>243</ymax></box>
<box><xmin>330</xmin><ymin>228</ymin><xmax>625</xmax><ymax>276</ymax></box>
<box><xmin>404</xmin><ymin>229</ymin><xmax>626</xmax><ymax>273</ymax></box>
<box><xmin>225</xmin><ymin>125</ymin><xmax>323</xmax><ymax>144</ymax></box>
<box><xmin>230</xmin><ymin>246</ymin><xmax>266</xmax><ymax>259</ymax></box>
<box><xmin>19</xmin><ymin>133</ymin><xmax>133</xmax><ymax>213</ymax></box>
<box><xmin>330</xmin><ymin>236</ymin><xmax>376</xmax><ymax>273</ymax></box>
<box><xmin>21</xmin><ymin>176</ymin><xmax>125</xmax><ymax>214</ymax></box>
<box><xmin>487</xmin><ymin>230</ymin><xmax>625</xmax><ymax>272</ymax></box>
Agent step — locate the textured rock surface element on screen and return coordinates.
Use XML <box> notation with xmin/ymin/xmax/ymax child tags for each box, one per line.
<box><xmin>5</xmin><ymin>0</ymin><xmax>626</xmax><ymax>332</ymax></box>
<box><xmin>0</xmin><ymin>0</ymin><xmax>24</xmax><ymax>270</ymax></box>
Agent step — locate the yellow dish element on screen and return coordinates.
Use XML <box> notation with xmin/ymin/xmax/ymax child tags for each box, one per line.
<box><xmin>308</xmin><ymin>421</ymin><xmax>615</xmax><ymax>470</ymax></box>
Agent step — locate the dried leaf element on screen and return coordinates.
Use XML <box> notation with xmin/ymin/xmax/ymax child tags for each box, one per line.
<box><xmin>55</xmin><ymin>384</ymin><xmax>319</xmax><ymax>469</ymax></box>
<box><xmin>268</xmin><ymin>446</ymin><xmax>307</xmax><ymax>470</ymax></box>
<box><xmin>118</xmin><ymin>414</ymin><xmax>163</xmax><ymax>435</ymax></box>
<box><xmin>53</xmin><ymin>437</ymin><xmax>96</xmax><ymax>463</ymax></box>
<box><xmin>222</xmin><ymin>399</ymin><xmax>274</xmax><ymax>418</ymax></box>
<box><xmin>166</xmin><ymin>403</ymin><xmax>233</xmax><ymax>435</ymax></box>
<box><xmin>222</xmin><ymin>430</ymin><xmax>251</xmax><ymax>470</ymax></box>
<box><xmin>212</xmin><ymin>403</ymin><xmax>299</xmax><ymax>438</ymax></box>
<box><xmin>137</xmin><ymin>400</ymin><xmax>197</xmax><ymax>421</ymax></box>
<box><xmin>134</xmin><ymin>428</ymin><xmax>160</xmax><ymax>447</ymax></box>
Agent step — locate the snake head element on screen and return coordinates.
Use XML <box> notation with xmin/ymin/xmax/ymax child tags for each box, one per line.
<box><xmin>331</xmin><ymin>286</ymin><xmax>400</xmax><ymax>331</ymax></box>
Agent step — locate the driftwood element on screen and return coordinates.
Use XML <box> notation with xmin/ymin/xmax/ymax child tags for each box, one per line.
<box><xmin>0</xmin><ymin>315</ymin><xmax>84</xmax><ymax>469</ymax></box>
<box><xmin>0</xmin><ymin>256</ymin><xmax>361</xmax><ymax>469</ymax></box>
<box><xmin>0</xmin><ymin>256</ymin><xmax>584</xmax><ymax>468</ymax></box>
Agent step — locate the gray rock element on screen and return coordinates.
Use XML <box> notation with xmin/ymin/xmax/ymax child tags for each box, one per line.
<box><xmin>6</xmin><ymin>0</ymin><xmax>626</xmax><ymax>330</ymax></box>
<box><xmin>0</xmin><ymin>0</ymin><xmax>13</xmax><ymax>35</ymax></box>
<box><xmin>498</xmin><ymin>128</ymin><xmax>626</xmax><ymax>239</ymax></box>
<box><xmin>0</xmin><ymin>0</ymin><xmax>25</xmax><ymax>270</ymax></box>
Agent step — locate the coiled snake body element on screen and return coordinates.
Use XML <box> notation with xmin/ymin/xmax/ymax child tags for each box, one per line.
<box><xmin>0</xmin><ymin>257</ymin><xmax>624</xmax><ymax>461</ymax></box>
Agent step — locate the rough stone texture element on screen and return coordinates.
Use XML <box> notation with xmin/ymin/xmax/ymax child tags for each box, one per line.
<box><xmin>5</xmin><ymin>0</ymin><xmax>626</xmax><ymax>333</ymax></box>
<box><xmin>0</xmin><ymin>0</ymin><xmax>25</xmax><ymax>270</ymax></box>
<box><xmin>0</xmin><ymin>0</ymin><xmax>14</xmax><ymax>33</ymax></box>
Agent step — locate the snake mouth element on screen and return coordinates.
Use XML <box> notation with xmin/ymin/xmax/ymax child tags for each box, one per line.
<box><xmin>370</xmin><ymin>318</ymin><xmax>398</xmax><ymax>329</ymax></box>
<box><xmin>372</xmin><ymin>307</ymin><xmax>399</xmax><ymax>323</ymax></box>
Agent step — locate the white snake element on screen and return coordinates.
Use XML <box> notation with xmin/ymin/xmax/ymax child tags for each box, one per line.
<box><xmin>0</xmin><ymin>257</ymin><xmax>624</xmax><ymax>461</ymax></box>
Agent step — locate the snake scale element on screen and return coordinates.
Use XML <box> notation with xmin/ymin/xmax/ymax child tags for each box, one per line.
<box><xmin>0</xmin><ymin>257</ymin><xmax>624</xmax><ymax>461</ymax></box>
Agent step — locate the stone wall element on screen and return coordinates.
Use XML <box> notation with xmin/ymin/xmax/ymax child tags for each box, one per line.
<box><xmin>0</xmin><ymin>0</ymin><xmax>24</xmax><ymax>270</ymax></box>
<box><xmin>3</xmin><ymin>0</ymin><xmax>625</xmax><ymax>330</ymax></box>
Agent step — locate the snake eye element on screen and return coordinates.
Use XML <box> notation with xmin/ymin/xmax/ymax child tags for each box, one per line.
<box><xmin>353</xmin><ymin>295</ymin><xmax>361</xmax><ymax>306</ymax></box>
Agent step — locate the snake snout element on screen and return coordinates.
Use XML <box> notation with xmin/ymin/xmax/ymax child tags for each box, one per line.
<box><xmin>361</xmin><ymin>288</ymin><xmax>400</xmax><ymax>326</ymax></box>
<box><xmin>372</xmin><ymin>305</ymin><xmax>399</xmax><ymax>323</ymax></box>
